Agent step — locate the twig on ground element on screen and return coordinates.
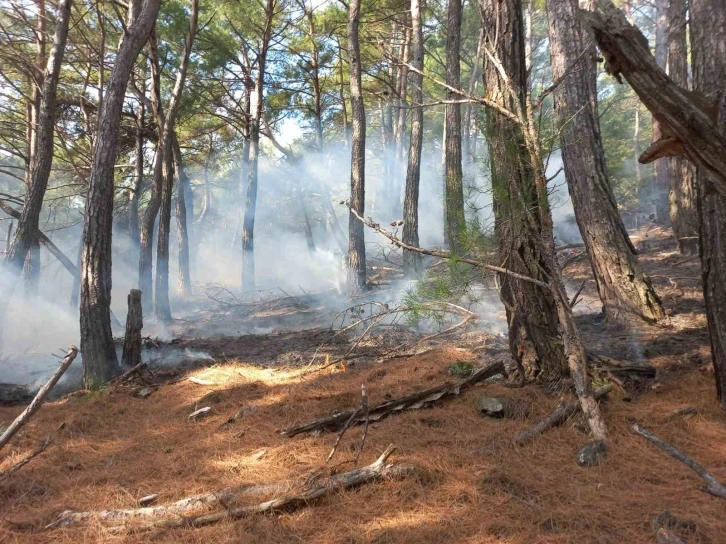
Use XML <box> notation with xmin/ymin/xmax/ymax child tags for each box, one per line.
<box><xmin>0</xmin><ymin>346</ymin><xmax>78</xmax><ymax>452</ymax></box>
<box><xmin>632</xmin><ymin>422</ymin><xmax>726</xmax><ymax>499</ymax></box>
<box><xmin>353</xmin><ymin>385</ymin><xmax>369</xmax><ymax>465</ymax></box>
<box><xmin>0</xmin><ymin>436</ymin><xmax>52</xmax><ymax>480</ymax></box>
<box><xmin>569</xmin><ymin>279</ymin><xmax>588</xmax><ymax>308</ymax></box>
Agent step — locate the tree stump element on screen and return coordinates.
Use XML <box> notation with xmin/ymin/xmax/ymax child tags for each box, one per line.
<box><xmin>121</xmin><ymin>289</ymin><xmax>143</xmax><ymax>367</ymax></box>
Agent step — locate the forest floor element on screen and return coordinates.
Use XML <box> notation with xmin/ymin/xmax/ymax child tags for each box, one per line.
<box><xmin>1</xmin><ymin>226</ymin><xmax>725</xmax><ymax>543</ymax></box>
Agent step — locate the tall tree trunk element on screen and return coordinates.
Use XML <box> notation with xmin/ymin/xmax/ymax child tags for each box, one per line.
<box><xmin>129</xmin><ymin>70</ymin><xmax>145</xmax><ymax>249</ymax></box>
<box><xmin>395</xmin><ymin>26</ymin><xmax>410</xmax><ymax>166</ymax></box>
<box><xmin>402</xmin><ymin>0</ymin><xmax>423</xmax><ymax>276</ymax></box>
<box><xmin>154</xmin><ymin>0</ymin><xmax>199</xmax><ymax>322</ymax></box>
<box><xmin>463</xmin><ymin>29</ymin><xmax>484</xmax><ymax>164</ymax></box>
<box><xmin>173</xmin><ymin>134</ymin><xmax>192</xmax><ymax>297</ymax></box>
<box><xmin>337</xmin><ymin>39</ymin><xmax>351</xmax><ymax>148</ymax></box>
<box><xmin>691</xmin><ymin>0</ymin><xmax>726</xmax><ymax>411</ymax></box>
<box><xmin>667</xmin><ymin>0</ymin><xmax>699</xmax><ymax>255</ymax></box>
<box><xmin>483</xmin><ymin>0</ymin><xmax>566</xmax><ymax>380</ymax></box>
<box><xmin>545</xmin><ymin>0</ymin><xmax>665</xmax><ymax>323</ymax></box>
<box><xmin>347</xmin><ymin>0</ymin><xmax>366</xmax><ymax>296</ymax></box>
<box><xmin>444</xmin><ymin>0</ymin><xmax>465</xmax><ymax>253</ymax></box>
<box><xmin>651</xmin><ymin>0</ymin><xmax>670</xmax><ymax>223</ymax></box>
<box><xmin>81</xmin><ymin>0</ymin><xmax>161</xmax><ymax>388</ymax></box>
<box><xmin>138</xmin><ymin>32</ymin><xmax>166</xmax><ymax>311</ymax></box>
<box><xmin>6</xmin><ymin>0</ymin><xmax>69</xmax><ymax>279</ymax></box>
<box><xmin>241</xmin><ymin>0</ymin><xmax>275</xmax><ymax>292</ymax></box>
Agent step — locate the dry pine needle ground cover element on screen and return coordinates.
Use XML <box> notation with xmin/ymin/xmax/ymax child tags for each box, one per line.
<box><xmin>1</xmin><ymin>228</ymin><xmax>725</xmax><ymax>543</ymax></box>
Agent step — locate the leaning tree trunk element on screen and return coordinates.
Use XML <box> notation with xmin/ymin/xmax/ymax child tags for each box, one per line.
<box><xmin>444</xmin><ymin>0</ymin><xmax>465</xmax><ymax>254</ymax></box>
<box><xmin>402</xmin><ymin>0</ymin><xmax>423</xmax><ymax>276</ymax></box>
<box><xmin>545</xmin><ymin>0</ymin><xmax>665</xmax><ymax>323</ymax></box>
<box><xmin>482</xmin><ymin>0</ymin><xmax>567</xmax><ymax>380</ymax></box>
<box><xmin>4</xmin><ymin>0</ymin><xmax>72</xmax><ymax>281</ymax></box>
<box><xmin>579</xmin><ymin>0</ymin><xmax>726</xmax><ymax>411</ymax></box>
<box><xmin>691</xmin><ymin>0</ymin><xmax>726</xmax><ymax>412</ymax></box>
<box><xmin>173</xmin><ymin>134</ymin><xmax>192</xmax><ymax>297</ymax></box>
<box><xmin>651</xmin><ymin>0</ymin><xmax>670</xmax><ymax>224</ymax></box>
<box><xmin>667</xmin><ymin>0</ymin><xmax>698</xmax><ymax>256</ymax></box>
<box><xmin>241</xmin><ymin>0</ymin><xmax>274</xmax><ymax>292</ymax></box>
<box><xmin>81</xmin><ymin>0</ymin><xmax>161</xmax><ymax>388</ymax></box>
<box><xmin>154</xmin><ymin>0</ymin><xmax>198</xmax><ymax>322</ymax></box>
<box><xmin>347</xmin><ymin>0</ymin><xmax>367</xmax><ymax>296</ymax></box>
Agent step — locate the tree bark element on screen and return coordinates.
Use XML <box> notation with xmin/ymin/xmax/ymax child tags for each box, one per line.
<box><xmin>444</xmin><ymin>0</ymin><xmax>465</xmax><ymax>254</ymax></box>
<box><xmin>691</xmin><ymin>0</ymin><xmax>726</xmax><ymax>412</ymax></box>
<box><xmin>138</xmin><ymin>32</ymin><xmax>166</xmax><ymax>312</ymax></box>
<box><xmin>121</xmin><ymin>289</ymin><xmax>143</xmax><ymax>367</ymax></box>
<box><xmin>402</xmin><ymin>0</ymin><xmax>423</xmax><ymax>276</ymax></box>
<box><xmin>128</xmin><ymin>69</ymin><xmax>146</xmax><ymax>250</ymax></box>
<box><xmin>395</xmin><ymin>25</ymin><xmax>410</xmax><ymax>165</ymax></box>
<box><xmin>4</xmin><ymin>0</ymin><xmax>72</xmax><ymax>281</ymax></box>
<box><xmin>579</xmin><ymin>0</ymin><xmax>726</xmax><ymax>411</ymax></box>
<box><xmin>241</xmin><ymin>0</ymin><xmax>275</xmax><ymax>292</ymax></box>
<box><xmin>154</xmin><ymin>0</ymin><xmax>198</xmax><ymax>322</ymax></box>
<box><xmin>545</xmin><ymin>0</ymin><xmax>665</xmax><ymax>323</ymax></box>
<box><xmin>651</xmin><ymin>0</ymin><xmax>670</xmax><ymax>224</ymax></box>
<box><xmin>347</xmin><ymin>0</ymin><xmax>367</xmax><ymax>296</ymax></box>
<box><xmin>667</xmin><ymin>0</ymin><xmax>698</xmax><ymax>255</ymax></box>
<box><xmin>81</xmin><ymin>0</ymin><xmax>161</xmax><ymax>388</ymax></box>
<box><xmin>173</xmin><ymin>134</ymin><xmax>192</xmax><ymax>297</ymax></box>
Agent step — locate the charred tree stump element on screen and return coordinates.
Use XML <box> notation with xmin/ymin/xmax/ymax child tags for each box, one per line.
<box><xmin>121</xmin><ymin>289</ymin><xmax>143</xmax><ymax>368</ymax></box>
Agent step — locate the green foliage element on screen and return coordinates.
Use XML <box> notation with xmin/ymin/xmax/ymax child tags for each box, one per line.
<box><xmin>447</xmin><ymin>361</ymin><xmax>473</xmax><ymax>377</ymax></box>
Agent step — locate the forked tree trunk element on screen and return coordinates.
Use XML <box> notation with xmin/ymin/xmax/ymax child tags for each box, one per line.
<box><xmin>173</xmin><ymin>134</ymin><xmax>192</xmax><ymax>297</ymax></box>
<box><xmin>545</xmin><ymin>0</ymin><xmax>665</xmax><ymax>323</ymax></box>
<box><xmin>5</xmin><ymin>0</ymin><xmax>72</xmax><ymax>281</ymax></box>
<box><xmin>154</xmin><ymin>0</ymin><xmax>198</xmax><ymax>322</ymax></box>
<box><xmin>81</xmin><ymin>0</ymin><xmax>161</xmax><ymax>388</ymax></box>
<box><xmin>347</xmin><ymin>0</ymin><xmax>366</xmax><ymax>296</ymax></box>
<box><xmin>444</xmin><ymin>0</ymin><xmax>465</xmax><ymax>253</ymax></box>
<box><xmin>691</xmin><ymin>0</ymin><xmax>726</xmax><ymax>412</ymax></box>
<box><xmin>483</xmin><ymin>0</ymin><xmax>567</xmax><ymax>380</ymax></box>
<box><xmin>667</xmin><ymin>0</ymin><xmax>698</xmax><ymax>255</ymax></box>
<box><xmin>402</xmin><ymin>0</ymin><xmax>423</xmax><ymax>276</ymax></box>
<box><xmin>651</xmin><ymin>0</ymin><xmax>670</xmax><ymax>224</ymax></box>
<box><xmin>242</xmin><ymin>0</ymin><xmax>275</xmax><ymax>292</ymax></box>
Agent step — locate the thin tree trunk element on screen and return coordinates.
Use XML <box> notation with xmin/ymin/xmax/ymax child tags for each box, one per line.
<box><xmin>5</xmin><ymin>0</ymin><xmax>71</xmax><ymax>285</ymax></box>
<box><xmin>691</xmin><ymin>0</ymin><xmax>726</xmax><ymax>412</ymax></box>
<box><xmin>347</xmin><ymin>0</ymin><xmax>366</xmax><ymax>296</ymax></box>
<box><xmin>154</xmin><ymin>0</ymin><xmax>199</xmax><ymax>322</ymax></box>
<box><xmin>652</xmin><ymin>0</ymin><xmax>670</xmax><ymax>224</ymax></box>
<box><xmin>463</xmin><ymin>29</ymin><xmax>484</xmax><ymax>164</ymax></box>
<box><xmin>138</xmin><ymin>32</ymin><xmax>166</xmax><ymax>311</ymax></box>
<box><xmin>337</xmin><ymin>39</ymin><xmax>350</xmax><ymax>148</ymax></box>
<box><xmin>173</xmin><ymin>134</ymin><xmax>192</xmax><ymax>297</ymax></box>
<box><xmin>81</xmin><ymin>0</ymin><xmax>161</xmax><ymax>388</ymax></box>
<box><xmin>395</xmin><ymin>26</ymin><xmax>410</xmax><ymax>166</ymax></box>
<box><xmin>545</xmin><ymin>0</ymin><xmax>665</xmax><ymax>323</ymax></box>
<box><xmin>444</xmin><ymin>0</ymin><xmax>465</xmax><ymax>253</ymax></box>
<box><xmin>667</xmin><ymin>0</ymin><xmax>698</xmax><ymax>255</ymax></box>
<box><xmin>129</xmin><ymin>69</ymin><xmax>145</xmax><ymax>249</ymax></box>
<box><xmin>402</xmin><ymin>0</ymin><xmax>423</xmax><ymax>276</ymax></box>
<box><xmin>241</xmin><ymin>0</ymin><xmax>275</xmax><ymax>292</ymax></box>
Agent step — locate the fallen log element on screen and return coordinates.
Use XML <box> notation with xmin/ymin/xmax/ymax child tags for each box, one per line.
<box><xmin>480</xmin><ymin>385</ymin><xmax>613</xmax><ymax>453</ymax></box>
<box><xmin>0</xmin><ymin>346</ymin><xmax>78</xmax><ymax>452</ymax></box>
<box><xmin>48</xmin><ymin>444</ymin><xmax>413</xmax><ymax>532</ymax></box>
<box><xmin>282</xmin><ymin>361</ymin><xmax>505</xmax><ymax>437</ymax></box>
<box><xmin>632</xmin><ymin>422</ymin><xmax>726</xmax><ymax>499</ymax></box>
<box><xmin>587</xmin><ymin>352</ymin><xmax>656</xmax><ymax>381</ymax></box>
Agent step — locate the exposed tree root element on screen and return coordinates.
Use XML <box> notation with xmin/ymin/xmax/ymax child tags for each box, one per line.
<box><xmin>46</xmin><ymin>445</ymin><xmax>414</xmax><ymax>533</ymax></box>
<box><xmin>632</xmin><ymin>422</ymin><xmax>726</xmax><ymax>499</ymax></box>
<box><xmin>480</xmin><ymin>385</ymin><xmax>613</xmax><ymax>454</ymax></box>
<box><xmin>282</xmin><ymin>361</ymin><xmax>506</xmax><ymax>437</ymax></box>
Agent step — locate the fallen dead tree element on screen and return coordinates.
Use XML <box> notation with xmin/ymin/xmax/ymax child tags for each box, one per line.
<box><xmin>282</xmin><ymin>361</ymin><xmax>505</xmax><ymax>437</ymax></box>
<box><xmin>480</xmin><ymin>385</ymin><xmax>613</xmax><ymax>454</ymax></box>
<box><xmin>47</xmin><ymin>444</ymin><xmax>414</xmax><ymax>532</ymax></box>
<box><xmin>0</xmin><ymin>436</ymin><xmax>51</xmax><ymax>481</ymax></box>
<box><xmin>632</xmin><ymin>422</ymin><xmax>726</xmax><ymax>500</ymax></box>
<box><xmin>0</xmin><ymin>346</ymin><xmax>78</xmax><ymax>452</ymax></box>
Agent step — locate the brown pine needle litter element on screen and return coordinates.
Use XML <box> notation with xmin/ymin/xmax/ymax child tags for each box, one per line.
<box><xmin>0</xmin><ymin>345</ymin><xmax>723</xmax><ymax>543</ymax></box>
